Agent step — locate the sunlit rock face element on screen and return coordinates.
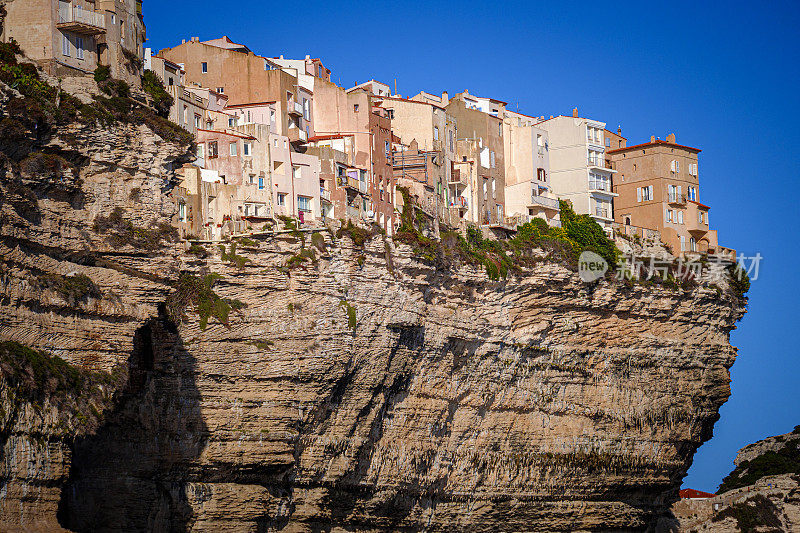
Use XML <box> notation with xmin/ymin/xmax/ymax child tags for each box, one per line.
<box><xmin>0</xmin><ymin>69</ymin><xmax>746</xmax><ymax>532</ymax></box>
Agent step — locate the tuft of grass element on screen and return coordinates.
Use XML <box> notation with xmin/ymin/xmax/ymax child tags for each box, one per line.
<box><xmin>165</xmin><ymin>273</ymin><xmax>247</xmax><ymax>330</ymax></box>
<box><xmin>218</xmin><ymin>242</ymin><xmax>250</xmax><ymax>269</ymax></box>
<box><xmin>249</xmin><ymin>339</ymin><xmax>273</xmax><ymax>350</ymax></box>
<box><xmin>94</xmin><ymin>207</ymin><xmax>178</xmax><ymax>250</ymax></box>
<box><xmin>339</xmin><ymin>300</ymin><xmax>356</xmax><ymax>333</ymax></box>
<box><xmin>37</xmin><ymin>273</ymin><xmax>101</xmax><ymax>304</ymax></box>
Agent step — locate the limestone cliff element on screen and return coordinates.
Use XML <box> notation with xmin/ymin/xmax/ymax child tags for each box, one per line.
<box><xmin>0</xmin><ymin>53</ymin><xmax>748</xmax><ymax>532</ymax></box>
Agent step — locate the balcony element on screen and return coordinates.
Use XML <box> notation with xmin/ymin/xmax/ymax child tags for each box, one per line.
<box><xmin>667</xmin><ymin>194</ymin><xmax>687</xmax><ymax>205</ymax></box>
<box><xmin>320</xmin><ymin>188</ymin><xmax>332</xmax><ymax>202</ymax></box>
<box><xmin>337</xmin><ymin>175</ymin><xmax>361</xmax><ymax>192</ymax></box>
<box><xmin>528</xmin><ymin>194</ymin><xmax>560</xmax><ymax>211</ymax></box>
<box><xmin>587</xmin><ymin>159</ymin><xmax>614</xmax><ymax>171</ymax></box>
<box><xmin>448</xmin><ymin>169</ymin><xmax>467</xmax><ymax>188</ymax></box>
<box><xmin>288</xmin><ymin>127</ymin><xmax>308</xmax><ymax>144</ymax></box>
<box><xmin>57</xmin><ymin>4</ymin><xmax>105</xmax><ymax>35</ymax></box>
<box><xmin>288</xmin><ymin>101</ymin><xmax>303</xmax><ymax>116</ymax></box>
<box><xmin>448</xmin><ymin>196</ymin><xmax>468</xmax><ymax>210</ymax></box>
<box><xmin>594</xmin><ymin>207</ymin><xmax>611</xmax><ymax>219</ymax></box>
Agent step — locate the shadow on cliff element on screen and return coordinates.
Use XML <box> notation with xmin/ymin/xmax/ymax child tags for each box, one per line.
<box><xmin>57</xmin><ymin>304</ymin><xmax>209</xmax><ymax>532</ymax></box>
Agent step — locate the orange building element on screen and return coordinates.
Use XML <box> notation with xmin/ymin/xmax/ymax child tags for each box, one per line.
<box><xmin>609</xmin><ymin>134</ymin><xmax>735</xmax><ymax>259</ymax></box>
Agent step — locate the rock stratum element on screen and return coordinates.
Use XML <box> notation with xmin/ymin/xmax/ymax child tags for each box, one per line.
<box><xmin>0</xmin><ymin>57</ymin><xmax>747</xmax><ymax>532</ymax></box>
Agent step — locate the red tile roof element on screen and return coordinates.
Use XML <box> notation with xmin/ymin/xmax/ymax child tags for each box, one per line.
<box><xmin>607</xmin><ymin>140</ymin><xmax>701</xmax><ymax>154</ymax></box>
<box><xmin>680</xmin><ymin>488</ymin><xmax>715</xmax><ymax>499</ymax></box>
<box><xmin>689</xmin><ymin>199</ymin><xmax>711</xmax><ymax>210</ymax></box>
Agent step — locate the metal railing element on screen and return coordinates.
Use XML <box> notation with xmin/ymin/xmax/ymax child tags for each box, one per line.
<box><xmin>594</xmin><ymin>207</ymin><xmax>610</xmax><ymax>218</ymax></box>
<box><xmin>612</xmin><ymin>223</ymin><xmax>661</xmax><ymax>240</ymax></box>
<box><xmin>589</xmin><ymin>180</ymin><xmax>611</xmax><ymax>192</ymax></box>
<box><xmin>58</xmin><ymin>4</ymin><xmax>105</xmax><ymax>29</ymax></box>
<box><xmin>449</xmin><ymin>196</ymin><xmax>468</xmax><ymax>209</ymax></box>
<box><xmin>529</xmin><ymin>194</ymin><xmax>559</xmax><ymax>210</ymax></box>
<box><xmin>668</xmin><ymin>194</ymin><xmax>687</xmax><ymax>204</ymax></box>
<box><xmin>320</xmin><ymin>189</ymin><xmax>331</xmax><ymax>201</ymax></box>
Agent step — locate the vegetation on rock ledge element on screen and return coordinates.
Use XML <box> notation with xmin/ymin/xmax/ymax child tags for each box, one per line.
<box><xmin>166</xmin><ymin>273</ymin><xmax>247</xmax><ymax>330</ymax></box>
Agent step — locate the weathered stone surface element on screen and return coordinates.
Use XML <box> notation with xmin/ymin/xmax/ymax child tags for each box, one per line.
<box><xmin>0</xmin><ymin>74</ymin><xmax>747</xmax><ymax>532</ymax></box>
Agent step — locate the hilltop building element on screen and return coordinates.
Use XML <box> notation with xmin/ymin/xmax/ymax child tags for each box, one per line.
<box><xmin>608</xmin><ymin>134</ymin><xmax>735</xmax><ymax>258</ymax></box>
<box><xmin>537</xmin><ymin>109</ymin><xmax>617</xmax><ymax>232</ymax></box>
<box><xmin>2</xmin><ymin>0</ymin><xmax>146</xmax><ymax>84</ymax></box>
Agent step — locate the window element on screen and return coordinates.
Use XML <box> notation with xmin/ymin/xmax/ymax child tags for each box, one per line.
<box><xmin>387</xmin><ymin>109</ymin><xmax>394</xmax><ymax>119</ymax></box>
<box><xmin>498</xmin><ymin>121</ymin><xmax>502</xmax><ymax>136</ymax></box>
<box><xmin>168</xmin><ymin>77</ymin><xmax>174</xmax><ymax>86</ymax></box>
<box><xmin>483</xmin><ymin>178</ymin><xmax>487</xmax><ymax>196</ymax></box>
<box><xmin>303</xmin><ymin>98</ymin><xmax>310</xmax><ymax>121</ymax></box>
<box><xmin>228</xmin><ymin>117</ymin><xmax>236</xmax><ymax>128</ymax></box>
<box><xmin>605</xmin><ymin>138</ymin><xmax>611</xmax><ymax>147</ymax></box>
<box><xmin>666</xmin><ymin>209</ymin><xmax>674</xmax><ymax>223</ymax></box>
<box><xmin>196</xmin><ymin>144</ymin><xmax>205</xmax><ymax>159</ymax></box>
<box><xmin>637</xmin><ymin>185</ymin><xmax>653</xmax><ymax>202</ymax></box>
<box><xmin>297</xmin><ymin>195</ymin><xmax>312</xmax><ymax>213</ymax></box>
<box><xmin>76</xmin><ymin>37</ymin><xmax>84</xmax><ymax>60</ymax></box>
<box><xmin>690</xmin><ymin>237</ymin><xmax>696</xmax><ymax>252</ymax></box>
<box><xmin>678</xmin><ymin>211</ymin><xmax>684</xmax><ymax>224</ymax></box>
<box><xmin>385</xmin><ymin>141</ymin><xmax>390</xmax><ymax>158</ymax></box>
<box><xmin>353</xmin><ymin>104</ymin><xmax>359</xmax><ymax>112</ymax></box>
<box><xmin>589</xmin><ymin>173</ymin><xmax>609</xmax><ymax>191</ymax></box>
<box><xmin>491</xmin><ymin>178</ymin><xmax>496</xmax><ymax>198</ymax></box>
<box><xmin>183</xmin><ymin>105</ymin><xmax>188</xmax><ymax>126</ymax></box>
<box><xmin>62</xmin><ymin>33</ymin><xmax>70</xmax><ymax>56</ymax></box>
<box><xmin>688</xmin><ymin>186</ymin><xmax>697</xmax><ymax>201</ymax></box>
<box><xmin>216</xmin><ymin>87</ymin><xmax>224</xmax><ymax>94</ymax></box>
<box><xmin>680</xmin><ymin>235</ymin><xmax>687</xmax><ymax>251</ymax></box>
<box><xmin>208</xmin><ymin>141</ymin><xmax>218</xmax><ymax>158</ymax></box>
<box><xmin>258</xmin><ymin>176</ymin><xmax>264</xmax><ymax>190</ymax></box>
<box><xmin>434</xmin><ymin>126</ymin><xmax>439</xmax><ymax>141</ymax></box>
<box><xmin>537</xmin><ymin>168</ymin><xmax>546</xmax><ymax>181</ymax></box>
<box><xmin>273</xmin><ymin>138</ymin><xmax>278</xmax><ymax>148</ymax></box>
<box><xmin>449</xmin><ymin>130</ymin><xmax>454</xmax><ymax>152</ymax></box>
<box><xmin>670</xmin><ymin>160</ymin><xmax>680</xmax><ymax>173</ymax></box>
<box><xmin>277</xmin><ymin>193</ymin><xmax>286</xmax><ymax>206</ymax></box>
<box><xmin>249</xmin><ymin>175</ymin><xmax>255</xmax><ymax>185</ymax></box>
<box><xmin>490</xmin><ymin>151</ymin><xmax>495</xmax><ymax>168</ymax></box>
<box><xmin>229</xmin><ymin>142</ymin><xmax>237</xmax><ymax>156</ymax></box>
<box><xmin>202</xmin><ymin>62</ymin><xmax>208</xmax><ymax>73</ymax></box>
<box><xmin>195</xmin><ymin>115</ymin><xmax>202</xmax><ymax>129</ymax></box>
<box><xmin>178</xmin><ymin>201</ymin><xmax>186</xmax><ymax>222</ymax></box>
<box><xmin>243</xmin><ymin>142</ymin><xmax>251</xmax><ymax>156</ymax></box>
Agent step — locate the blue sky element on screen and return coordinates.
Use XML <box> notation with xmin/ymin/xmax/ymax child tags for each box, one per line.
<box><xmin>146</xmin><ymin>1</ymin><xmax>800</xmax><ymax>491</ymax></box>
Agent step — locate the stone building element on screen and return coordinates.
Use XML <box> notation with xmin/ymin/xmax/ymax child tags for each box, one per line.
<box><xmin>2</xmin><ymin>0</ymin><xmax>146</xmax><ymax>84</ymax></box>
<box><xmin>608</xmin><ymin>134</ymin><xmax>735</xmax><ymax>258</ymax></box>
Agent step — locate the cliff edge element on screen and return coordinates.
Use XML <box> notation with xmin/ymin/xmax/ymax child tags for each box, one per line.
<box><xmin>0</xmin><ymin>44</ymin><xmax>747</xmax><ymax>532</ymax></box>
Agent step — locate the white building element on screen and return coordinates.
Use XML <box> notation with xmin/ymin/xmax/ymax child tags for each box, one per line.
<box><xmin>537</xmin><ymin>110</ymin><xmax>617</xmax><ymax>231</ymax></box>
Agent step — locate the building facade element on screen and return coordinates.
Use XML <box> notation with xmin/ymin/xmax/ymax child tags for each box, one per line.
<box><xmin>608</xmin><ymin>134</ymin><xmax>734</xmax><ymax>258</ymax></box>
<box><xmin>2</xmin><ymin>0</ymin><xmax>145</xmax><ymax>83</ymax></box>
<box><xmin>537</xmin><ymin>110</ymin><xmax>617</xmax><ymax>232</ymax></box>
<box><xmin>503</xmin><ymin>110</ymin><xmax>560</xmax><ymax>226</ymax></box>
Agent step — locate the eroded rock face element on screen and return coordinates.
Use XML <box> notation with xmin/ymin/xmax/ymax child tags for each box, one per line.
<box><xmin>0</xmin><ymin>80</ymin><xmax>747</xmax><ymax>532</ymax></box>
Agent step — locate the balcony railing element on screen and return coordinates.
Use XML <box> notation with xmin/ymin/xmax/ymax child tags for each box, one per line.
<box><xmin>288</xmin><ymin>127</ymin><xmax>308</xmax><ymax>143</ymax></box>
<box><xmin>57</xmin><ymin>4</ymin><xmax>105</xmax><ymax>34</ymax></box>
<box><xmin>587</xmin><ymin>159</ymin><xmax>612</xmax><ymax>169</ymax></box>
<box><xmin>529</xmin><ymin>194</ymin><xmax>559</xmax><ymax>210</ymax></box>
<box><xmin>594</xmin><ymin>207</ymin><xmax>611</xmax><ymax>219</ymax></box>
<box><xmin>320</xmin><ymin>189</ymin><xmax>331</xmax><ymax>201</ymax></box>
<box><xmin>668</xmin><ymin>194</ymin><xmax>687</xmax><ymax>205</ymax></box>
<box><xmin>288</xmin><ymin>101</ymin><xmax>303</xmax><ymax>116</ymax></box>
<box><xmin>589</xmin><ymin>181</ymin><xmax>611</xmax><ymax>192</ymax></box>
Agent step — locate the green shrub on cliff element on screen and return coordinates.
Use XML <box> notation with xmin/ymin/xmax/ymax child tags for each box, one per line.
<box><xmin>36</xmin><ymin>272</ymin><xmax>101</xmax><ymax>304</ymax></box>
<box><xmin>141</xmin><ymin>70</ymin><xmax>174</xmax><ymax>118</ymax></box>
<box><xmin>718</xmin><ymin>438</ymin><xmax>800</xmax><ymax>493</ymax></box>
<box><xmin>711</xmin><ymin>495</ymin><xmax>782</xmax><ymax>531</ymax></box>
<box><xmin>166</xmin><ymin>273</ymin><xmax>247</xmax><ymax>330</ymax></box>
<box><xmin>93</xmin><ymin>207</ymin><xmax>178</xmax><ymax>250</ymax></box>
<box><xmin>0</xmin><ymin>341</ymin><xmax>114</xmax><ymax>428</ymax></box>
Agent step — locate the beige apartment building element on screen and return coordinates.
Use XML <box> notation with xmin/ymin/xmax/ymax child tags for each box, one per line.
<box><xmin>159</xmin><ymin>36</ymin><xmax>315</xmax><ymax>143</ymax></box>
<box><xmin>537</xmin><ymin>110</ymin><xmax>617</xmax><ymax>232</ymax></box>
<box><xmin>376</xmin><ymin>95</ymin><xmax>458</xmax><ymax>226</ymax></box>
<box><xmin>2</xmin><ymin>0</ymin><xmax>146</xmax><ymax>84</ymax></box>
<box><xmin>503</xmin><ymin>110</ymin><xmax>560</xmax><ymax>227</ymax></box>
<box><xmin>608</xmin><ymin>134</ymin><xmax>734</xmax><ymax>258</ymax></box>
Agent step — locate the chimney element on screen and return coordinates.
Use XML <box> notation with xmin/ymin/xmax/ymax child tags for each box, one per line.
<box><xmin>572</xmin><ymin>107</ymin><xmax>579</xmax><ymax>118</ymax></box>
<box><xmin>550</xmin><ymin>115</ymin><xmax>554</xmax><ymax>119</ymax></box>
<box><xmin>279</xmin><ymin>54</ymin><xmax>284</xmax><ymax>60</ymax></box>
<box><xmin>191</xmin><ymin>37</ymin><xmax>199</xmax><ymax>42</ymax></box>
<box><xmin>650</xmin><ymin>135</ymin><xmax>656</xmax><ymax>143</ymax></box>
<box><xmin>441</xmin><ymin>91</ymin><xmax>449</xmax><ymax>105</ymax></box>
<box><xmin>182</xmin><ymin>39</ymin><xmax>186</xmax><ymax>44</ymax></box>
<box><xmin>666</xmin><ymin>133</ymin><xmax>676</xmax><ymax>143</ymax></box>
<box><xmin>305</xmin><ymin>54</ymin><xmax>310</xmax><ymax>60</ymax></box>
